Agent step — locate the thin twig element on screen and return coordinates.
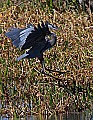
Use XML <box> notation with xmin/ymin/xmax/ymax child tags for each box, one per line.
<box><xmin>34</xmin><ymin>67</ymin><xmax>61</xmax><ymax>80</ymax></box>
<box><xmin>34</xmin><ymin>67</ymin><xmax>73</xmax><ymax>95</ymax></box>
<box><xmin>85</xmin><ymin>26</ymin><xmax>93</xmax><ymax>29</ymax></box>
<box><xmin>45</xmin><ymin>67</ymin><xmax>70</xmax><ymax>74</ymax></box>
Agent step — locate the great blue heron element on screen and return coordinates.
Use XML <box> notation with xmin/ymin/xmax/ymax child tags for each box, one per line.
<box><xmin>5</xmin><ymin>21</ymin><xmax>58</xmax><ymax>72</ymax></box>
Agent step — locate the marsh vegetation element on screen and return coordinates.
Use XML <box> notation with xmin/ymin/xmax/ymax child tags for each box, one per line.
<box><xmin>0</xmin><ymin>0</ymin><xmax>93</xmax><ymax>119</ymax></box>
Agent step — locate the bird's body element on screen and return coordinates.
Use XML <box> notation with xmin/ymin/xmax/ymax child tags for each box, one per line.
<box><xmin>5</xmin><ymin>21</ymin><xmax>57</xmax><ymax>72</ymax></box>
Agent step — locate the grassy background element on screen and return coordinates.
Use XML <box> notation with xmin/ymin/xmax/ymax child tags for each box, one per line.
<box><xmin>0</xmin><ymin>0</ymin><xmax>93</xmax><ymax>117</ymax></box>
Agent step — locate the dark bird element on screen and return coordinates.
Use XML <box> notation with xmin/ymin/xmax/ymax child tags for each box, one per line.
<box><xmin>5</xmin><ymin>21</ymin><xmax>58</xmax><ymax>72</ymax></box>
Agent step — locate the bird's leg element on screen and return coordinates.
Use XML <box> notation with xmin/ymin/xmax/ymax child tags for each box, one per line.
<box><xmin>39</xmin><ymin>54</ymin><xmax>46</xmax><ymax>73</ymax></box>
<box><xmin>41</xmin><ymin>60</ymin><xmax>45</xmax><ymax>73</ymax></box>
<box><xmin>39</xmin><ymin>57</ymin><xmax>45</xmax><ymax>73</ymax></box>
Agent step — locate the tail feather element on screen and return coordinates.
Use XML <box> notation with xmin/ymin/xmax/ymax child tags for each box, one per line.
<box><xmin>16</xmin><ymin>53</ymin><xmax>29</xmax><ymax>61</ymax></box>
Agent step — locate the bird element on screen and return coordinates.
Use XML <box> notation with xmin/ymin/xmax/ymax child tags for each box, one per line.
<box><xmin>5</xmin><ymin>21</ymin><xmax>58</xmax><ymax>72</ymax></box>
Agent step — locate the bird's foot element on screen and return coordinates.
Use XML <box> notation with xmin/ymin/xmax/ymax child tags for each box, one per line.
<box><xmin>40</xmin><ymin>68</ymin><xmax>45</xmax><ymax>74</ymax></box>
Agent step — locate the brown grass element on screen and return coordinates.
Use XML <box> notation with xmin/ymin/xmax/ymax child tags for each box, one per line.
<box><xmin>0</xmin><ymin>1</ymin><xmax>93</xmax><ymax>117</ymax></box>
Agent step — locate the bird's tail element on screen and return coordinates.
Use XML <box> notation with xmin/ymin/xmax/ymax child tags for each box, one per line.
<box><xmin>16</xmin><ymin>53</ymin><xmax>29</xmax><ymax>61</ymax></box>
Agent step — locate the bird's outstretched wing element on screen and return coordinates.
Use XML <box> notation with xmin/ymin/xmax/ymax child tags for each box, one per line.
<box><xmin>5</xmin><ymin>24</ymin><xmax>35</xmax><ymax>49</ymax></box>
<box><xmin>5</xmin><ymin>21</ymin><xmax>50</xmax><ymax>51</ymax></box>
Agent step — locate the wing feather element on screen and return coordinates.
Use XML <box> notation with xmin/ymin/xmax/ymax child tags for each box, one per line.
<box><xmin>16</xmin><ymin>52</ymin><xmax>29</xmax><ymax>61</ymax></box>
<box><xmin>21</xmin><ymin>22</ymin><xmax>50</xmax><ymax>50</ymax></box>
<box><xmin>5</xmin><ymin>22</ymin><xmax>50</xmax><ymax>51</ymax></box>
<box><xmin>5</xmin><ymin>25</ymin><xmax>35</xmax><ymax>48</ymax></box>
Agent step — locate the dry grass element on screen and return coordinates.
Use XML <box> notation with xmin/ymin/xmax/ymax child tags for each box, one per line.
<box><xmin>0</xmin><ymin>0</ymin><xmax>93</xmax><ymax>118</ymax></box>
